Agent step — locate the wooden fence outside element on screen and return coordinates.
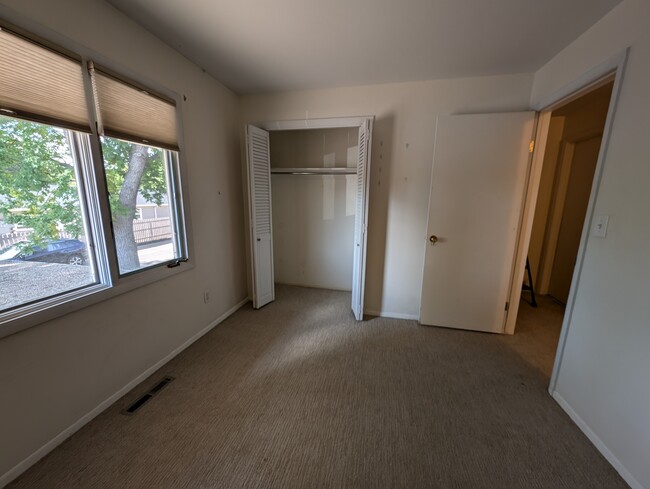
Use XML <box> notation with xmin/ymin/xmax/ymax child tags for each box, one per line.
<box><xmin>0</xmin><ymin>230</ymin><xmax>32</xmax><ymax>249</ymax></box>
<box><xmin>132</xmin><ymin>218</ymin><xmax>173</xmax><ymax>244</ymax></box>
<box><xmin>0</xmin><ymin>218</ymin><xmax>172</xmax><ymax>249</ymax></box>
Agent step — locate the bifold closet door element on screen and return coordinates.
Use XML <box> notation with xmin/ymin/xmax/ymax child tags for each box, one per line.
<box><xmin>246</xmin><ymin>124</ymin><xmax>274</xmax><ymax>308</ymax></box>
<box><xmin>351</xmin><ymin>119</ymin><xmax>372</xmax><ymax>320</ymax></box>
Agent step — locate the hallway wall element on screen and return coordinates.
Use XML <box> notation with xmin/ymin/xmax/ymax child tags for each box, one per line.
<box><xmin>529</xmin><ymin>84</ymin><xmax>611</xmax><ymax>296</ymax></box>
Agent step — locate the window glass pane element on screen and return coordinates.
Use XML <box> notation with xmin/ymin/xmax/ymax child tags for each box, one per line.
<box><xmin>0</xmin><ymin>115</ymin><xmax>96</xmax><ymax>312</ymax></box>
<box><xmin>100</xmin><ymin>136</ymin><xmax>181</xmax><ymax>275</ymax></box>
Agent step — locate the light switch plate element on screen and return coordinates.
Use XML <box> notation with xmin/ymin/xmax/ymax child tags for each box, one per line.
<box><xmin>592</xmin><ymin>215</ymin><xmax>609</xmax><ymax>238</ymax></box>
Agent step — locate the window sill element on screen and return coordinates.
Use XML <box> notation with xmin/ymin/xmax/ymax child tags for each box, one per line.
<box><xmin>0</xmin><ymin>258</ymin><xmax>194</xmax><ymax>339</ymax></box>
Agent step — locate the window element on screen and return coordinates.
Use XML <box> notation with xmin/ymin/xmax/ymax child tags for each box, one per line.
<box><xmin>100</xmin><ymin>136</ymin><xmax>183</xmax><ymax>275</ymax></box>
<box><xmin>89</xmin><ymin>62</ymin><xmax>186</xmax><ymax>276</ymax></box>
<box><xmin>0</xmin><ymin>24</ymin><xmax>189</xmax><ymax>332</ymax></box>
<box><xmin>0</xmin><ymin>117</ymin><xmax>97</xmax><ymax>312</ymax></box>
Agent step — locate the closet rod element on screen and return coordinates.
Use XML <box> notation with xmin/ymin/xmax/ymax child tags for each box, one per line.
<box><xmin>270</xmin><ymin>167</ymin><xmax>357</xmax><ymax>175</ymax></box>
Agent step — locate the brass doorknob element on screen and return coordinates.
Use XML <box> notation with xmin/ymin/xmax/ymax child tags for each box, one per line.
<box><xmin>429</xmin><ymin>235</ymin><xmax>438</xmax><ymax>244</ymax></box>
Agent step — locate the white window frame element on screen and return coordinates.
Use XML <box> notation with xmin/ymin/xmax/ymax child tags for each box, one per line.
<box><xmin>0</xmin><ymin>16</ymin><xmax>194</xmax><ymax>339</ymax></box>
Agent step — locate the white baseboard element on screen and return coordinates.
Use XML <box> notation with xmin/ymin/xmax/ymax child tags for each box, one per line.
<box><xmin>0</xmin><ymin>297</ymin><xmax>250</xmax><ymax>489</ymax></box>
<box><xmin>552</xmin><ymin>390</ymin><xmax>644</xmax><ymax>489</ymax></box>
<box><xmin>365</xmin><ymin>309</ymin><xmax>419</xmax><ymax>321</ymax></box>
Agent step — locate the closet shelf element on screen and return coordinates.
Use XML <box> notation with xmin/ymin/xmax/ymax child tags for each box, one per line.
<box><xmin>270</xmin><ymin>167</ymin><xmax>357</xmax><ymax>175</ymax></box>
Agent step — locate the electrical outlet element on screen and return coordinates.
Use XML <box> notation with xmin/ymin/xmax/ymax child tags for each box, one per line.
<box><xmin>203</xmin><ymin>290</ymin><xmax>210</xmax><ymax>304</ymax></box>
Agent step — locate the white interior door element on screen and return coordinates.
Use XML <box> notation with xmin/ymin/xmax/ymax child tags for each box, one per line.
<box><xmin>246</xmin><ymin>124</ymin><xmax>274</xmax><ymax>308</ymax></box>
<box><xmin>420</xmin><ymin>112</ymin><xmax>535</xmax><ymax>333</ymax></box>
<box><xmin>351</xmin><ymin>119</ymin><xmax>372</xmax><ymax>320</ymax></box>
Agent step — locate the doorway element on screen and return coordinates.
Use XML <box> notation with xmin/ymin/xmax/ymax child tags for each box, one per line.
<box><xmin>514</xmin><ymin>80</ymin><xmax>614</xmax><ymax>376</ymax></box>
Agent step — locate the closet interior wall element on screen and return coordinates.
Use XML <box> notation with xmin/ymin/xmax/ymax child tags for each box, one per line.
<box><xmin>270</xmin><ymin>128</ymin><xmax>359</xmax><ymax>291</ymax></box>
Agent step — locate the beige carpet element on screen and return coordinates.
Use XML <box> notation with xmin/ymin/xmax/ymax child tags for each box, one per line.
<box><xmin>9</xmin><ymin>285</ymin><xmax>628</xmax><ymax>488</ymax></box>
<box><xmin>505</xmin><ymin>295</ymin><xmax>565</xmax><ymax>377</ymax></box>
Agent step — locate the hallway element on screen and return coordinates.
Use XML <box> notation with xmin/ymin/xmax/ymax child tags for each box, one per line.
<box><xmin>503</xmin><ymin>295</ymin><xmax>565</xmax><ymax>377</ymax></box>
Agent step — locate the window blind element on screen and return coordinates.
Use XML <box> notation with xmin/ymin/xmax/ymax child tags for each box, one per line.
<box><xmin>89</xmin><ymin>63</ymin><xmax>178</xmax><ymax>151</ymax></box>
<box><xmin>0</xmin><ymin>27</ymin><xmax>91</xmax><ymax>132</ymax></box>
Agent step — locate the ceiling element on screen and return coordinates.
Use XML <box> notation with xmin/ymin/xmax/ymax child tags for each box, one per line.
<box><xmin>106</xmin><ymin>0</ymin><xmax>621</xmax><ymax>95</ymax></box>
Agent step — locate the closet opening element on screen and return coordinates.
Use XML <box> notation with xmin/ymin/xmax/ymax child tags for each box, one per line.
<box><xmin>270</xmin><ymin>128</ymin><xmax>359</xmax><ymax>293</ymax></box>
<box><xmin>246</xmin><ymin>117</ymin><xmax>373</xmax><ymax>320</ymax></box>
<box><xmin>512</xmin><ymin>79</ymin><xmax>615</xmax><ymax>377</ymax></box>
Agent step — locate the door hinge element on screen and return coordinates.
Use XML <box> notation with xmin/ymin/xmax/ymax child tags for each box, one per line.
<box><xmin>529</xmin><ymin>140</ymin><xmax>535</xmax><ymax>153</ymax></box>
<box><xmin>505</xmin><ymin>301</ymin><xmax>510</xmax><ymax>311</ymax></box>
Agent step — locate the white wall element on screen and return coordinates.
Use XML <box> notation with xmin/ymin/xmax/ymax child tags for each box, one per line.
<box><xmin>0</xmin><ymin>0</ymin><xmax>246</xmax><ymax>484</ymax></box>
<box><xmin>547</xmin><ymin>136</ymin><xmax>601</xmax><ymax>302</ymax></box>
<box><xmin>532</xmin><ymin>1</ymin><xmax>650</xmax><ymax>487</ymax></box>
<box><xmin>272</xmin><ymin>175</ymin><xmax>355</xmax><ymax>291</ymax></box>
<box><xmin>270</xmin><ymin>128</ymin><xmax>359</xmax><ymax>169</ymax></box>
<box><xmin>242</xmin><ymin>73</ymin><xmax>534</xmax><ymax>318</ymax></box>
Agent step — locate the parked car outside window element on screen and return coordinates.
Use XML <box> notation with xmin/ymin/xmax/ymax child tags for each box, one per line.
<box><xmin>0</xmin><ymin>239</ymin><xmax>88</xmax><ymax>265</ymax></box>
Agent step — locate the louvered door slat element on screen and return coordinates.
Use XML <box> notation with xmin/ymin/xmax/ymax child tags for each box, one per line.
<box><xmin>351</xmin><ymin>120</ymin><xmax>372</xmax><ymax>320</ymax></box>
<box><xmin>247</xmin><ymin>125</ymin><xmax>275</xmax><ymax>308</ymax></box>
